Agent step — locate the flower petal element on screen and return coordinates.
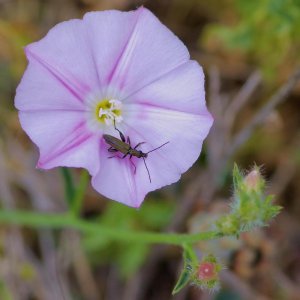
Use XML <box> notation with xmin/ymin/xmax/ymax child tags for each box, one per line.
<box><xmin>83</xmin><ymin>7</ymin><xmax>189</xmax><ymax>97</ymax></box>
<box><xmin>121</xmin><ymin>104</ymin><xmax>213</xmax><ymax>206</ymax></box>
<box><xmin>92</xmin><ymin>104</ymin><xmax>213</xmax><ymax>207</ymax></box>
<box><xmin>91</xmin><ymin>139</ymin><xmax>138</xmax><ymax>207</ymax></box>
<box><xmin>19</xmin><ymin>111</ymin><xmax>100</xmax><ymax>175</ymax></box>
<box><xmin>124</xmin><ymin>61</ymin><xmax>206</xmax><ymax>114</ymax></box>
<box><xmin>15</xmin><ymin>58</ymin><xmax>85</xmax><ymax>111</ymax></box>
<box><xmin>23</xmin><ymin>19</ymin><xmax>100</xmax><ymax>100</ymax></box>
<box><xmin>83</xmin><ymin>9</ymin><xmax>139</xmax><ymax>92</ymax></box>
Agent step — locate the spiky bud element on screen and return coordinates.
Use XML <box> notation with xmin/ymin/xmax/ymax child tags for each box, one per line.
<box><xmin>191</xmin><ymin>254</ymin><xmax>222</xmax><ymax>291</ymax></box>
<box><xmin>244</xmin><ymin>167</ymin><xmax>263</xmax><ymax>192</ymax></box>
<box><xmin>216</xmin><ymin>164</ymin><xmax>281</xmax><ymax>236</ymax></box>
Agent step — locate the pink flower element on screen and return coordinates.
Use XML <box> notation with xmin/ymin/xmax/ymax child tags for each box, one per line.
<box><xmin>15</xmin><ymin>7</ymin><xmax>213</xmax><ymax>207</ymax></box>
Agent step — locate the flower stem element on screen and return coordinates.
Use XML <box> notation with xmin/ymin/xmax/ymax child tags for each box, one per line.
<box><xmin>0</xmin><ymin>210</ymin><xmax>222</xmax><ymax>246</ymax></box>
<box><xmin>60</xmin><ymin>168</ymin><xmax>75</xmax><ymax>206</ymax></box>
<box><xmin>71</xmin><ymin>170</ymin><xmax>89</xmax><ymax>216</ymax></box>
<box><xmin>61</xmin><ymin>169</ymin><xmax>89</xmax><ymax>216</ymax></box>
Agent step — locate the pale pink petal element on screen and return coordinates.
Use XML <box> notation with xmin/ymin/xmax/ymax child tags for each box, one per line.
<box><xmin>38</xmin><ymin>135</ymin><xmax>100</xmax><ymax>175</ymax></box>
<box><xmin>15</xmin><ymin>58</ymin><xmax>85</xmax><ymax>111</ymax></box>
<box><xmin>19</xmin><ymin>111</ymin><xmax>100</xmax><ymax>175</ymax></box>
<box><xmin>92</xmin><ymin>105</ymin><xmax>212</xmax><ymax>207</ymax></box>
<box><xmin>124</xmin><ymin>61</ymin><xmax>206</xmax><ymax>114</ymax></box>
<box><xmin>83</xmin><ymin>9</ymin><xmax>139</xmax><ymax>91</ymax></box>
<box><xmin>122</xmin><ymin>104</ymin><xmax>212</xmax><ymax>207</ymax></box>
<box><xmin>83</xmin><ymin>7</ymin><xmax>189</xmax><ymax>97</ymax></box>
<box><xmin>93</xmin><ymin>135</ymin><xmax>180</xmax><ymax>207</ymax></box>
<box><xmin>24</xmin><ymin>19</ymin><xmax>100</xmax><ymax>99</ymax></box>
<box><xmin>91</xmin><ymin>139</ymin><xmax>138</xmax><ymax>207</ymax></box>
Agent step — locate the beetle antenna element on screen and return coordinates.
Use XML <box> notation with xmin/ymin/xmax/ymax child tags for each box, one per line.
<box><xmin>146</xmin><ymin>141</ymin><xmax>169</xmax><ymax>154</ymax></box>
<box><xmin>143</xmin><ymin>157</ymin><xmax>152</xmax><ymax>183</ymax></box>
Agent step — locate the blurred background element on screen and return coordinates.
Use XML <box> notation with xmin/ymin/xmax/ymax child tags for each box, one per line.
<box><xmin>0</xmin><ymin>0</ymin><xmax>300</xmax><ymax>299</ymax></box>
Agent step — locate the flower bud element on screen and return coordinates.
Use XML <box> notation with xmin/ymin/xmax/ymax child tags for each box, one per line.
<box><xmin>244</xmin><ymin>169</ymin><xmax>259</xmax><ymax>188</ymax></box>
<box><xmin>216</xmin><ymin>214</ymin><xmax>240</xmax><ymax>235</ymax></box>
<box><xmin>215</xmin><ymin>164</ymin><xmax>281</xmax><ymax>236</ymax></box>
<box><xmin>191</xmin><ymin>254</ymin><xmax>222</xmax><ymax>291</ymax></box>
<box><xmin>243</xmin><ymin>166</ymin><xmax>264</xmax><ymax>192</ymax></box>
<box><xmin>198</xmin><ymin>261</ymin><xmax>217</xmax><ymax>280</ymax></box>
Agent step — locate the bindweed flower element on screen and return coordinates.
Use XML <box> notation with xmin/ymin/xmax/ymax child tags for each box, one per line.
<box><xmin>15</xmin><ymin>7</ymin><xmax>213</xmax><ymax>207</ymax></box>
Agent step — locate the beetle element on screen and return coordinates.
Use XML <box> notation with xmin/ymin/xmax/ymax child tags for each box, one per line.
<box><xmin>103</xmin><ymin>122</ymin><xmax>169</xmax><ymax>183</ymax></box>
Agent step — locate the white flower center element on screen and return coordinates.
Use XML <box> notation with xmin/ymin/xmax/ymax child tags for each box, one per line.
<box><xmin>97</xmin><ymin>99</ymin><xmax>123</xmax><ymax>126</ymax></box>
<box><xmin>85</xmin><ymin>91</ymin><xmax>125</xmax><ymax>132</ymax></box>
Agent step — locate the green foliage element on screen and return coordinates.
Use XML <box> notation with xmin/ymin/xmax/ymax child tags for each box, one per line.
<box><xmin>173</xmin><ymin>245</ymin><xmax>223</xmax><ymax>294</ymax></box>
<box><xmin>216</xmin><ymin>164</ymin><xmax>281</xmax><ymax>235</ymax></box>
<box><xmin>60</xmin><ymin>168</ymin><xmax>75</xmax><ymax>206</ymax></box>
<box><xmin>0</xmin><ymin>281</ymin><xmax>13</xmax><ymax>300</ymax></box>
<box><xmin>99</xmin><ymin>199</ymin><xmax>175</xmax><ymax>230</ymax></box>
<box><xmin>172</xmin><ymin>267</ymin><xmax>191</xmax><ymax>295</ymax></box>
<box><xmin>202</xmin><ymin>0</ymin><xmax>300</xmax><ymax>78</ymax></box>
<box><xmin>60</xmin><ymin>170</ymin><xmax>175</xmax><ymax>278</ymax></box>
<box><xmin>172</xmin><ymin>244</ymin><xmax>197</xmax><ymax>295</ymax></box>
<box><xmin>0</xmin><ymin>20</ymin><xmax>30</xmax><ymax>85</ymax></box>
<box><xmin>191</xmin><ymin>254</ymin><xmax>222</xmax><ymax>291</ymax></box>
<box><xmin>60</xmin><ymin>169</ymin><xmax>89</xmax><ymax>216</ymax></box>
<box><xmin>84</xmin><ymin>199</ymin><xmax>175</xmax><ymax>278</ymax></box>
<box><xmin>116</xmin><ymin>242</ymin><xmax>149</xmax><ymax>277</ymax></box>
<box><xmin>18</xmin><ymin>262</ymin><xmax>36</xmax><ymax>281</ymax></box>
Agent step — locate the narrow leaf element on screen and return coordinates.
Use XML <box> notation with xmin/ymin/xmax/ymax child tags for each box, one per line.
<box><xmin>72</xmin><ymin>170</ymin><xmax>89</xmax><ymax>216</ymax></box>
<box><xmin>172</xmin><ymin>267</ymin><xmax>191</xmax><ymax>295</ymax></box>
<box><xmin>60</xmin><ymin>168</ymin><xmax>75</xmax><ymax>206</ymax></box>
<box><xmin>172</xmin><ymin>244</ymin><xmax>196</xmax><ymax>295</ymax></box>
<box><xmin>232</xmin><ymin>163</ymin><xmax>243</xmax><ymax>190</ymax></box>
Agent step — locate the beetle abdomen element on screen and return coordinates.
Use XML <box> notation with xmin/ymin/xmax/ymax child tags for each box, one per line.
<box><xmin>103</xmin><ymin>134</ymin><xmax>130</xmax><ymax>155</ymax></box>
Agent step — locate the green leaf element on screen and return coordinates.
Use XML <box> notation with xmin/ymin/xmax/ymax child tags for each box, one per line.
<box><xmin>61</xmin><ymin>168</ymin><xmax>89</xmax><ymax>215</ymax></box>
<box><xmin>232</xmin><ymin>163</ymin><xmax>243</xmax><ymax>191</ymax></box>
<box><xmin>71</xmin><ymin>170</ymin><xmax>89</xmax><ymax>216</ymax></box>
<box><xmin>60</xmin><ymin>168</ymin><xmax>75</xmax><ymax>206</ymax></box>
<box><xmin>172</xmin><ymin>244</ymin><xmax>196</xmax><ymax>295</ymax></box>
<box><xmin>172</xmin><ymin>267</ymin><xmax>191</xmax><ymax>295</ymax></box>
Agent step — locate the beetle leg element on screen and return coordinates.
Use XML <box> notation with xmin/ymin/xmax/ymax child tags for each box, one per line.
<box><xmin>122</xmin><ymin>152</ymin><xmax>129</xmax><ymax>159</ymax></box>
<box><xmin>108</xmin><ymin>147</ymin><xmax>118</xmax><ymax>153</ymax></box>
<box><xmin>119</xmin><ymin>131</ymin><xmax>126</xmax><ymax>143</ymax></box>
<box><xmin>129</xmin><ymin>158</ymin><xmax>137</xmax><ymax>174</ymax></box>
<box><xmin>108</xmin><ymin>155</ymin><xmax>122</xmax><ymax>159</ymax></box>
<box><xmin>134</xmin><ymin>142</ymin><xmax>146</xmax><ymax>149</ymax></box>
<box><xmin>127</xmin><ymin>136</ymin><xmax>131</xmax><ymax>146</ymax></box>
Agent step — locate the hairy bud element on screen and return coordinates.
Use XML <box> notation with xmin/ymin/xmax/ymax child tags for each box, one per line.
<box><xmin>191</xmin><ymin>254</ymin><xmax>222</xmax><ymax>291</ymax></box>
<box><xmin>216</xmin><ymin>164</ymin><xmax>281</xmax><ymax>236</ymax></box>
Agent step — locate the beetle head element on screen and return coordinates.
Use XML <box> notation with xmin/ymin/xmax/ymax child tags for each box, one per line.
<box><xmin>140</xmin><ymin>151</ymin><xmax>148</xmax><ymax>158</ymax></box>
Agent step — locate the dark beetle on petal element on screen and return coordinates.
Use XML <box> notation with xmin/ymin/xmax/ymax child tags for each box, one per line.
<box><xmin>103</xmin><ymin>121</ymin><xmax>169</xmax><ymax>183</ymax></box>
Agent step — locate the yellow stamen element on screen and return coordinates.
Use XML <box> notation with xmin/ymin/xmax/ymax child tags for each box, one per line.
<box><xmin>95</xmin><ymin>99</ymin><xmax>122</xmax><ymax>125</ymax></box>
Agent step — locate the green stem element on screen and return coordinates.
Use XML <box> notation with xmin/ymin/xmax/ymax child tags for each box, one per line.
<box><xmin>60</xmin><ymin>169</ymin><xmax>89</xmax><ymax>216</ymax></box>
<box><xmin>71</xmin><ymin>170</ymin><xmax>89</xmax><ymax>216</ymax></box>
<box><xmin>0</xmin><ymin>210</ymin><xmax>222</xmax><ymax>246</ymax></box>
<box><xmin>60</xmin><ymin>168</ymin><xmax>75</xmax><ymax>206</ymax></box>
